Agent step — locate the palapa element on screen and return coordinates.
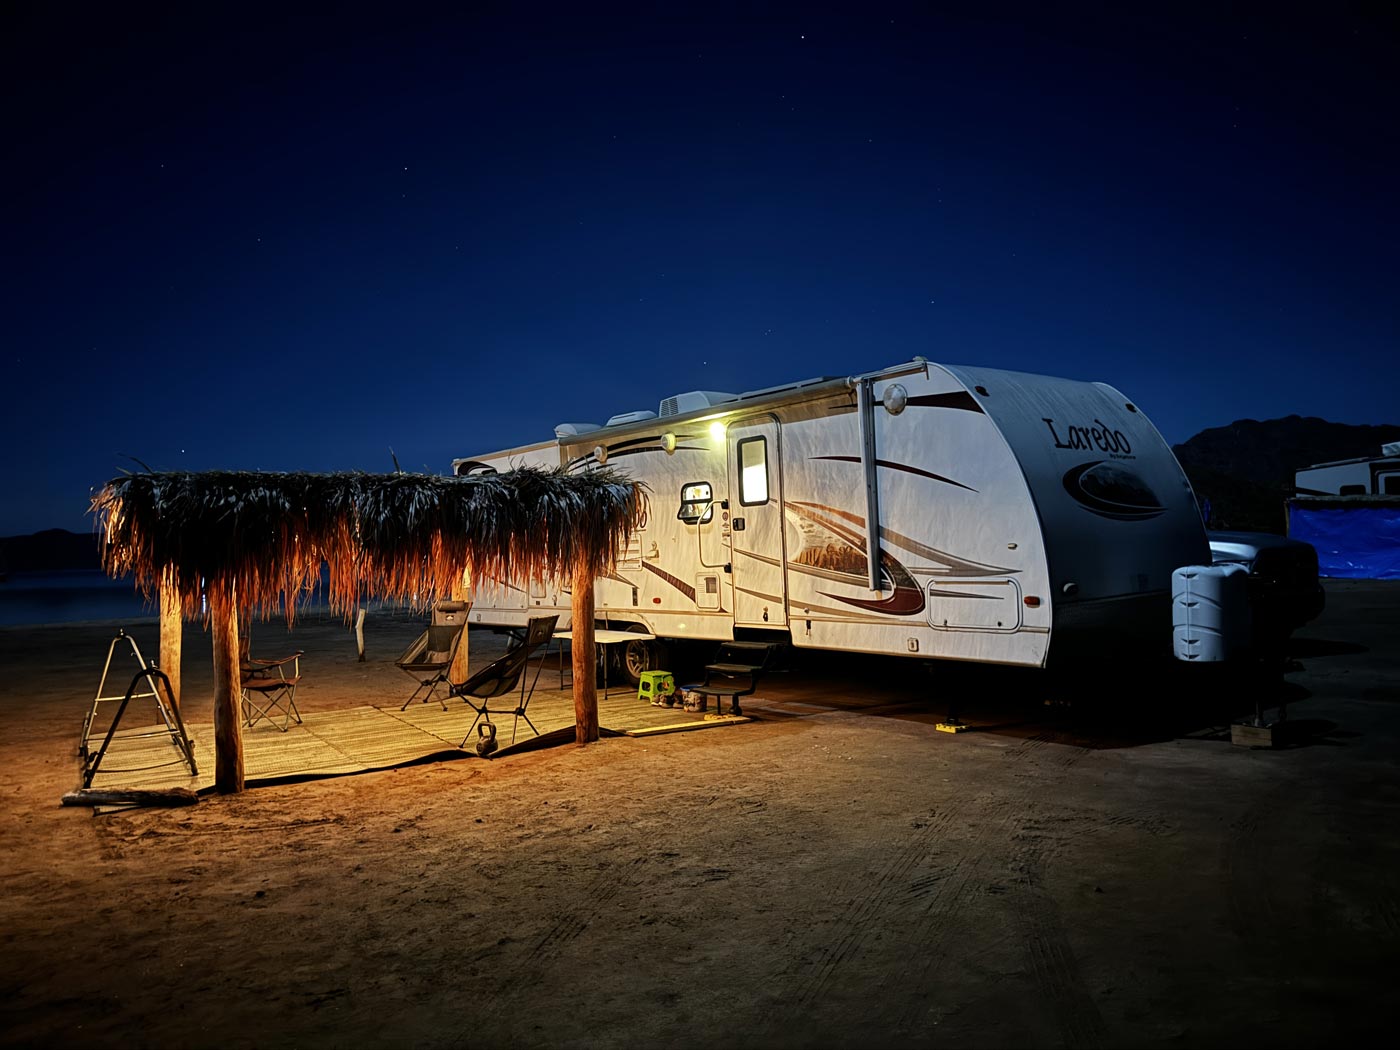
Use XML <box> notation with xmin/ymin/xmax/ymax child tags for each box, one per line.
<box><xmin>90</xmin><ymin>467</ymin><xmax>642</xmax><ymax>792</ymax></box>
<box><xmin>91</xmin><ymin>468</ymin><xmax>640</xmax><ymax>619</ymax></box>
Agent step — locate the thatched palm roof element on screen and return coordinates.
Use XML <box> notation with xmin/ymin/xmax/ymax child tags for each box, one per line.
<box><xmin>91</xmin><ymin>468</ymin><xmax>641</xmax><ymax>619</ymax></box>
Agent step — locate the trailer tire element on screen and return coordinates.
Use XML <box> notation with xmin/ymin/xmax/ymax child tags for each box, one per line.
<box><xmin>620</xmin><ymin>629</ymin><xmax>668</xmax><ymax>687</ymax></box>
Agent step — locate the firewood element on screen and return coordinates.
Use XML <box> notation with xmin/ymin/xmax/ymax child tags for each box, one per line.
<box><xmin>61</xmin><ymin>787</ymin><xmax>199</xmax><ymax>808</ymax></box>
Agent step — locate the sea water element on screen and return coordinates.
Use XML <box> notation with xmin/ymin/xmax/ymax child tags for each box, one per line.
<box><xmin>0</xmin><ymin>571</ymin><xmax>154</xmax><ymax>626</ymax></box>
<box><xmin>0</xmin><ymin>569</ymin><xmax>364</xmax><ymax>627</ymax></box>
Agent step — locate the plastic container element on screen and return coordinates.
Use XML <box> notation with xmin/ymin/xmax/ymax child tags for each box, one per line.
<box><xmin>1172</xmin><ymin>563</ymin><xmax>1251</xmax><ymax>662</ymax></box>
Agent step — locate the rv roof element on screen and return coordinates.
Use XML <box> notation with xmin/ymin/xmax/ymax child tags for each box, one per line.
<box><xmin>738</xmin><ymin>375</ymin><xmax>841</xmax><ymax>400</ymax></box>
<box><xmin>1299</xmin><ymin>452</ymin><xmax>1400</xmax><ymax>471</ymax></box>
<box><xmin>604</xmin><ymin>409</ymin><xmax>658</xmax><ymax>426</ymax></box>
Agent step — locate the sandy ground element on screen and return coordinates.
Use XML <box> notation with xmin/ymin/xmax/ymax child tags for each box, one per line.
<box><xmin>1</xmin><ymin>585</ymin><xmax>1398</xmax><ymax>1049</ymax></box>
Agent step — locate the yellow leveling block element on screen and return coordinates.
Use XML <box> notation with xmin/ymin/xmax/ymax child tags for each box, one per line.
<box><xmin>935</xmin><ymin>721</ymin><xmax>969</xmax><ymax>734</ymax></box>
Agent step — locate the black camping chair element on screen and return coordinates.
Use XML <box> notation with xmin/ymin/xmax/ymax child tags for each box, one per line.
<box><xmin>451</xmin><ymin>614</ymin><xmax>558</xmax><ymax>747</ymax></box>
<box><xmin>241</xmin><ymin>651</ymin><xmax>304</xmax><ymax>731</ymax></box>
<box><xmin>396</xmin><ymin>600</ymin><xmax>471</xmax><ymax>711</ymax></box>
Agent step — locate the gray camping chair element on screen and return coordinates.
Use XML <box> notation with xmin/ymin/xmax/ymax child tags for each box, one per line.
<box><xmin>396</xmin><ymin>600</ymin><xmax>472</xmax><ymax>710</ymax></box>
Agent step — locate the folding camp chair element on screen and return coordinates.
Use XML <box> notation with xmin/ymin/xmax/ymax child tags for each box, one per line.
<box><xmin>451</xmin><ymin>614</ymin><xmax>558</xmax><ymax>747</ymax></box>
<box><xmin>241</xmin><ymin>651</ymin><xmax>304</xmax><ymax>731</ymax></box>
<box><xmin>395</xmin><ymin>600</ymin><xmax>472</xmax><ymax>710</ymax></box>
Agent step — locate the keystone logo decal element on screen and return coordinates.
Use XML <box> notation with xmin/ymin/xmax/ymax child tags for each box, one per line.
<box><xmin>1061</xmin><ymin>461</ymin><xmax>1165</xmax><ymax>521</ymax></box>
<box><xmin>1043</xmin><ymin>417</ymin><xmax>1132</xmax><ymax>456</ymax></box>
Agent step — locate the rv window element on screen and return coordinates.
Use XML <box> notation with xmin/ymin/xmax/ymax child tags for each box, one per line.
<box><xmin>738</xmin><ymin>437</ymin><xmax>769</xmax><ymax>506</ymax></box>
<box><xmin>1382</xmin><ymin>474</ymin><xmax>1399</xmax><ymax>495</ymax></box>
<box><xmin>677</xmin><ymin>482</ymin><xmax>714</xmax><ymax>524</ymax></box>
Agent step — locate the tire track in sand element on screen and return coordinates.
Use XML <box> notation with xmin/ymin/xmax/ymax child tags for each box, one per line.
<box><xmin>1007</xmin><ymin>835</ymin><xmax>1106</xmax><ymax>1048</ymax></box>
<box><xmin>1222</xmin><ymin>786</ymin><xmax>1287</xmax><ymax>943</ymax></box>
<box><xmin>889</xmin><ymin>741</ymin><xmax>1101</xmax><ymax>1042</ymax></box>
<box><xmin>781</xmin><ymin>802</ymin><xmax>970</xmax><ymax>1011</ymax></box>
<box><xmin>469</xmin><ymin>855</ymin><xmax>651</xmax><ymax>1032</ymax></box>
<box><xmin>523</xmin><ymin>856</ymin><xmax>649</xmax><ymax>965</ymax></box>
<box><xmin>760</xmin><ymin>729</ymin><xmax>1110</xmax><ymax>1045</ymax></box>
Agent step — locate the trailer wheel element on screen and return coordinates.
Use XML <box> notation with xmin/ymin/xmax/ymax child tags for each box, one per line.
<box><xmin>621</xmin><ymin>629</ymin><xmax>668</xmax><ymax>687</ymax></box>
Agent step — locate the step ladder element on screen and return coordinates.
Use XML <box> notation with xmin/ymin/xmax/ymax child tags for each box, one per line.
<box><xmin>79</xmin><ymin>630</ymin><xmax>198</xmax><ymax>789</ymax></box>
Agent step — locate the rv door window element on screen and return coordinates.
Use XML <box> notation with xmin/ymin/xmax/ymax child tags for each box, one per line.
<box><xmin>738</xmin><ymin>437</ymin><xmax>769</xmax><ymax>506</ymax></box>
<box><xmin>678</xmin><ymin>482</ymin><xmax>714</xmax><ymax>524</ymax></box>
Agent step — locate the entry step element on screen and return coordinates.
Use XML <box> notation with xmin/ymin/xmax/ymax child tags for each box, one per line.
<box><xmin>706</xmin><ymin>662</ymin><xmax>765</xmax><ymax>675</ymax></box>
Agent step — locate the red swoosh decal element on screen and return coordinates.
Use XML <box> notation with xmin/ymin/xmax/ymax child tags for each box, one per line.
<box><xmin>819</xmin><ymin>549</ymin><xmax>925</xmax><ymax>616</ymax></box>
<box><xmin>641</xmin><ymin>560</ymin><xmax>697</xmax><ymax>602</ymax></box>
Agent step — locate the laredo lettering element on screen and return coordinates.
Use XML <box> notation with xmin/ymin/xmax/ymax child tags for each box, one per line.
<box><xmin>1043</xmin><ymin>417</ymin><xmax>1131</xmax><ymax>455</ymax></box>
<box><xmin>1041</xmin><ymin>420</ymin><xmax>1069</xmax><ymax>448</ymax></box>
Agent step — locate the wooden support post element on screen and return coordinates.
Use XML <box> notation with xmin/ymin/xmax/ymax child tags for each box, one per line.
<box><xmin>572</xmin><ymin>559</ymin><xmax>598</xmax><ymax>744</ymax></box>
<box><xmin>158</xmin><ymin>575</ymin><xmax>182</xmax><ymax>711</ymax></box>
<box><xmin>354</xmin><ymin>607</ymin><xmax>366</xmax><ymax>662</ymax></box>
<box><xmin>210</xmin><ymin>585</ymin><xmax>245</xmax><ymax>794</ymax></box>
<box><xmin>449</xmin><ymin>570</ymin><xmax>471</xmax><ymax>684</ymax></box>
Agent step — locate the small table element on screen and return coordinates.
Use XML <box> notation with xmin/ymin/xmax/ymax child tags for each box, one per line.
<box><xmin>554</xmin><ymin>629</ymin><xmax>656</xmax><ymax>699</ymax></box>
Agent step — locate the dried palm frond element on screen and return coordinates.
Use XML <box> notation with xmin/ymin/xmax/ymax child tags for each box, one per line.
<box><xmin>91</xmin><ymin>468</ymin><xmax>641</xmax><ymax>621</ymax></box>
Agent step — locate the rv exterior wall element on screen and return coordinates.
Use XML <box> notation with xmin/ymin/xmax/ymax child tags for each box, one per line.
<box><xmin>942</xmin><ymin>365</ymin><xmax>1211</xmax><ymax>654</ymax></box>
<box><xmin>1296</xmin><ymin>462</ymin><xmax>1371</xmax><ymax>495</ymax></box>
<box><xmin>459</xmin><ymin>441</ymin><xmax>573</xmax><ymax>631</ymax></box>
<box><xmin>776</xmin><ymin>368</ymin><xmax>1052</xmax><ymax>666</ymax></box>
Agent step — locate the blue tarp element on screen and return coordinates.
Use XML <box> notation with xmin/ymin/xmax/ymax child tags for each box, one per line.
<box><xmin>1289</xmin><ymin>502</ymin><xmax>1400</xmax><ymax>580</ymax></box>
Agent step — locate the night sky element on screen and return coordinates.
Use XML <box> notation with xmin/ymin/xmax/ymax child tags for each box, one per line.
<box><xmin>7</xmin><ymin>5</ymin><xmax>1397</xmax><ymax>536</ymax></box>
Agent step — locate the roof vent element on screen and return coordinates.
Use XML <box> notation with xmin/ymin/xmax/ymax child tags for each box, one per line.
<box><xmin>554</xmin><ymin>422</ymin><xmax>603</xmax><ymax>438</ymax></box>
<box><xmin>605</xmin><ymin>409</ymin><xmax>658</xmax><ymax>427</ymax></box>
<box><xmin>659</xmin><ymin>390</ymin><xmax>739</xmax><ymax>418</ymax></box>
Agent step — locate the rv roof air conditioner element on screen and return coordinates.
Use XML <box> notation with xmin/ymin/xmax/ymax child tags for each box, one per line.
<box><xmin>554</xmin><ymin>422</ymin><xmax>603</xmax><ymax>438</ymax></box>
<box><xmin>605</xmin><ymin>410</ymin><xmax>658</xmax><ymax>427</ymax></box>
<box><xmin>659</xmin><ymin>391</ymin><xmax>739</xmax><ymax>418</ymax></box>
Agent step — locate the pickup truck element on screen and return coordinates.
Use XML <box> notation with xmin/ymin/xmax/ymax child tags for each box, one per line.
<box><xmin>1207</xmin><ymin>530</ymin><xmax>1326</xmax><ymax>638</ymax></box>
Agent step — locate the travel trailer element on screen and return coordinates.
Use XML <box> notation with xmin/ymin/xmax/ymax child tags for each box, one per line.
<box><xmin>1295</xmin><ymin>442</ymin><xmax>1400</xmax><ymax>496</ymax></box>
<box><xmin>454</xmin><ymin>358</ymin><xmax>1212</xmax><ymax>680</ymax></box>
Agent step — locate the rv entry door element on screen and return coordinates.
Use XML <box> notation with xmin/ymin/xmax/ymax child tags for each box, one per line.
<box><xmin>727</xmin><ymin>416</ymin><xmax>787</xmax><ymax>628</ymax></box>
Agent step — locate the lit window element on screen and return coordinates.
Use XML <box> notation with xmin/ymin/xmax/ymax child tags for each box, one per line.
<box><xmin>677</xmin><ymin>482</ymin><xmax>714</xmax><ymax>524</ymax></box>
<box><xmin>738</xmin><ymin>437</ymin><xmax>768</xmax><ymax>505</ymax></box>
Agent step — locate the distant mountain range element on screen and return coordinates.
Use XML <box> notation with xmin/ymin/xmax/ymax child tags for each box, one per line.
<box><xmin>1173</xmin><ymin>416</ymin><xmax>1400</xmax><ymax>533</ymax></box>
<box><xmin>2</xmin><ymin>417</ymin><xmax>1397</xmax><ymax>573</ymax></box>
<box><xmin>0</xmin><ymin>528</ymin><xmax>102</xmax><ymax>574</ymax></box>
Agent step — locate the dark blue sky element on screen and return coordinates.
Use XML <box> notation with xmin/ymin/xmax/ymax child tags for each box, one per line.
<box><xmin>6</xmin><ymin>4</ymin><xmax>1397</xmax><ymax>535</ymax></box>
